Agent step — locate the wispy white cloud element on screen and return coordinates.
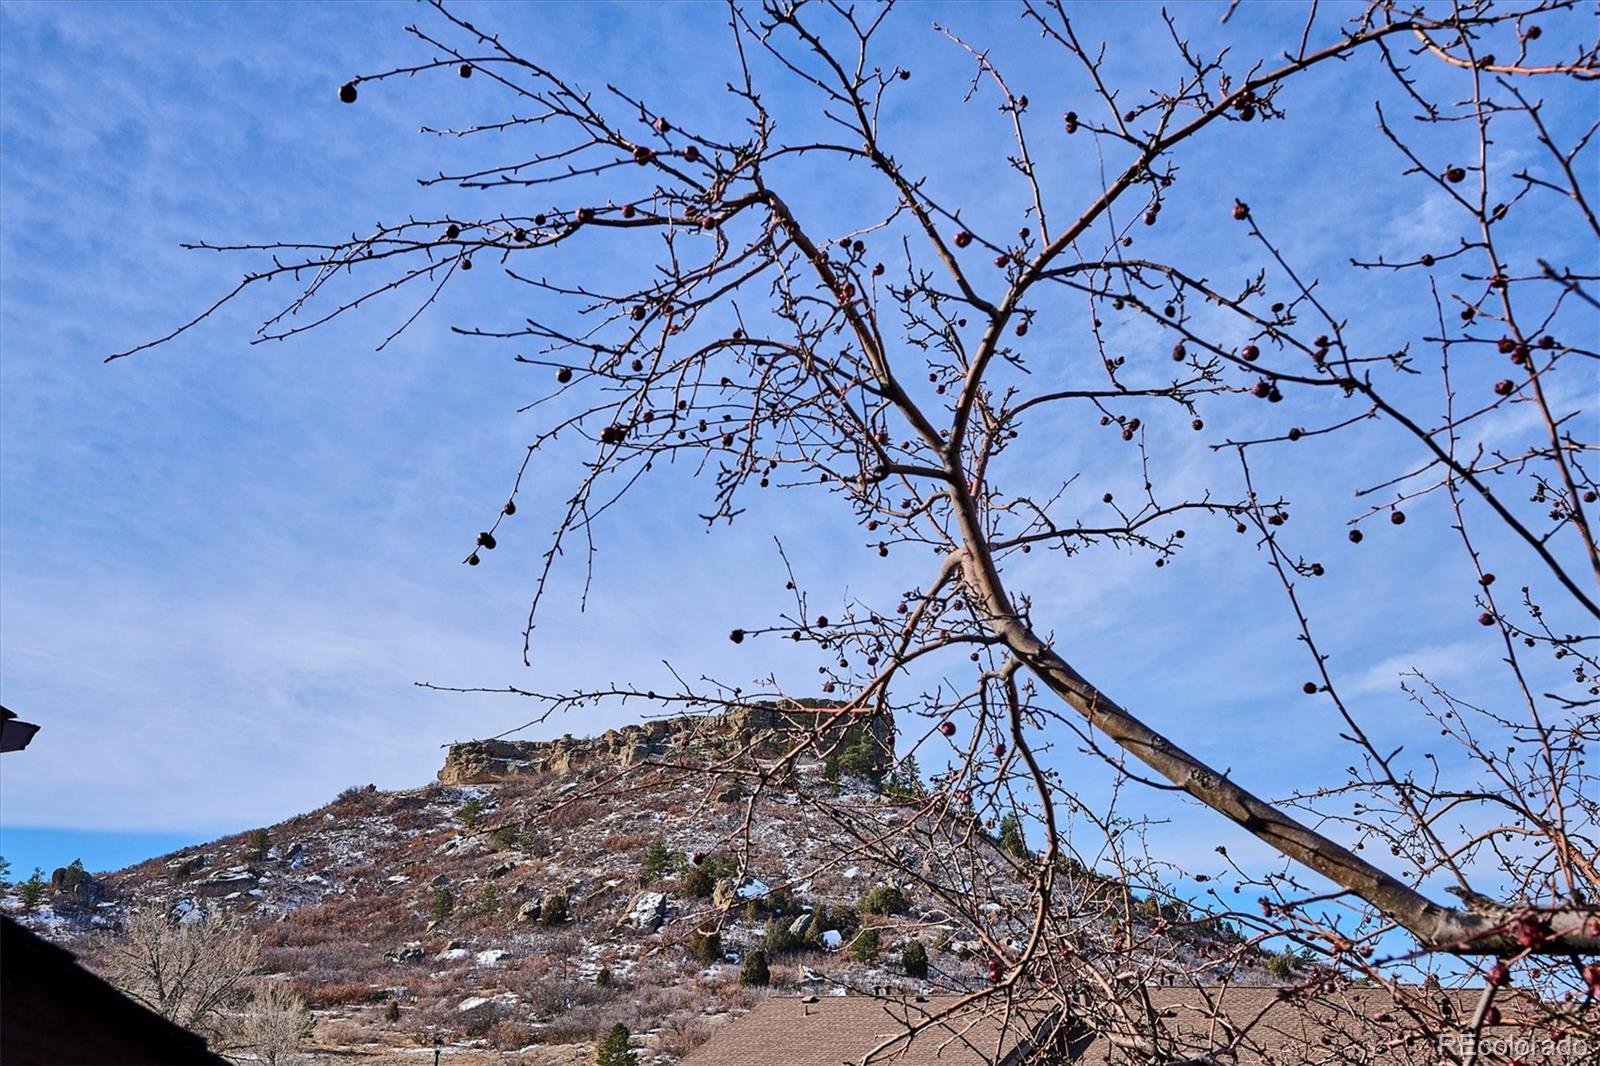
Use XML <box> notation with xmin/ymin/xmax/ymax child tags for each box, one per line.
<box><xmin>1345</xmin><ymin>641</ymin><xmax>1481</xmax><ymax>697</ymax></box>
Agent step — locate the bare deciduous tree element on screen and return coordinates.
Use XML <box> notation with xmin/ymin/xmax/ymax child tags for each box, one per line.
<box><xmin>103</xmin><ymin>906</ymin><xmax>262</xmax><ymax>1046</ymax></box>
<box><xmin>239</xmin><ymin>979</ymin><xmax>313</xmax><ymax>1066</ymax></box>
<box><xmin>120</xmin><ymin>0</ymin><xmax>1598</xmax><ymax>1060</ymax></box>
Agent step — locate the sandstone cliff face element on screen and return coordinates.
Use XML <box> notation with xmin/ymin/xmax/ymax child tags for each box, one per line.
<box><xmin>438</xmin><ymin>703</ymin><xmax>893</xmax><ymax>785</ymax></box>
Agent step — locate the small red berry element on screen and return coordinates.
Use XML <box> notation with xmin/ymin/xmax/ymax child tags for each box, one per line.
<box><xmin>938</xmin><ymin>721</ymin><xmax>956</xmax><ymax>738</ymax></box>
<box><xmin>1251</xmin><ymin>381</ymin><xmax>1272</xmax><ymax>399</ymax></box>
<box><xmin>1232</xmin><ymin>200</ymin><xmax>1250</xmax><ymax>221</ymax></box>
<box><xmin>459</xmin><ymin>63</ymin><xmax>472</xmax><ymax>79</ymax></box>
<box><xmin>477</xmin><ymin>531</ymin><xmax>496</xmax><ymax>550</ymax></box>
<box><xmin>1349</xmin><ymin>529</ymin><xmax>1363</xmax><ymax>544</ymax></box>
<box><xmin>1497</xmin><ymin>337</ymin><xmax>1516</xmax><ymax>354</ymax></box>
<box><xmin>683</xmin><ymin>145</ymin><xmax>701</xmax><ymax>163</ymax></box>
<box><xmin>1486</xmin><ymin>961</ymin><xmax>1510</xmax><ymax>987</ymax></box>
<box><xmin>1494</xmin><ymin>379</ymin><xmax>1515</xmax><ymax>396</ymax></box>
<box><xmin>1478</xmin><ymin>612</ymin><xmax>1495</xmax><ymax>626</ymax></box>
<box><xmin>994</xmin><ymin>254</ymin><xmax>1010</xmax><ymax>268</ymax></box>
<box><xmin>556</xmin><ymin>366</ymin><xmax>573</xmax><ymax>384</ymax></box>
<box><xmin>1445</xmin><ymin>166</ymin><xmax>1467</xmax><ymax>184</ymax></box>
<box><xmin>1390</xmin><ymin>511</ymin><xmax>1406</xmax><ymax>525</ymax></box>
<box><xmin>1480</xmin><ymin>573</ymin><xmax>1495</xmax><ymax>586</ymax></box>
<box><xmin>1303</xmin><ymin>682</ymin><xmax>1317</xmax><ymax>695</ymax></box>
<box><xmin>503</xmin><ymin>501</ymin><xmax>516</xmax><ymax>516</ymax></box>
<box><xmin>953</xmin><ymin>231</ymin><xmax>972</xmax><ymax>248</ymax></box>
<box><xmin>339</xmin><ymin>82</ymin><xmax>358</xmax><ymax>104</ymax></box>
<box><xmin>467</xmin><ymin>553</ymin><xmax>480</xmax><ymax>567</ymax></box>
<box><xmin>633</xmin><ymin>145</ymin><xmax>654</xmax><ymax>164</ymax></box>
<box><xmin>1241</xmin><ymin>344</ymin><xmax>1260</xmax><ymax>362</ymax></box>
<box><xmin>729</xmin><ymin>629</ymin><xmax>745</xmax><ymax>644</ymax></box>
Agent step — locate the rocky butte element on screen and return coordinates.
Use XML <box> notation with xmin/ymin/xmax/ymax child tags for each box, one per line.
<box><xmin>3</xmin><ymin>701</ymin><xmax>1279</xmax><ymax>1063</ymax></box>
<box><xmin>438</xmin><ymin>701</ymin><xmax>895</xmax><ymax>785</ymax></box>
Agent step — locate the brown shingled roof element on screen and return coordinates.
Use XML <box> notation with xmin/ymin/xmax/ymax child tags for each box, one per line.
<box><xmin>678</xmin><ymin>995</ymin><xmax>1048</xmax><ymax>1065</ymax></box>
<box><xmin>1074</xmin><ymin>986</ymin><xmax>1569</xmax><ymax>1065</ymax></box>
<box><xmin>682</xmin><ymin>987</ymin><xmax>1577</xmax><ymax>1066</ymax></box>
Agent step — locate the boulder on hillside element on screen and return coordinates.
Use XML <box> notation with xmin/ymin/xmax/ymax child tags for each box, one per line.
<box><xmin>195</xmin><ymin>871</ymin><xmax>258</xmax><ymax>898</ymax></box>
<box><xmin>514</xmin><ymin>899</ymin><xmax>544</xmax><ymax>924</ymax></box>
<box><xmin>385</xmin><ymin>942</ymin><xmax>424</xmax><ymax>964</ymax></box>
<box><xmin>50</xmin><ymin>865</ymin><xmax>104</xmax><ymax>906</ymax></box>
<box><xmin>618</xmin><ymin>891</ymin><xmax>667</xmax><ymax>934</ymax></box>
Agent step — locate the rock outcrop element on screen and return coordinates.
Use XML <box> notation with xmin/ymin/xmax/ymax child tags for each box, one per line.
<box><xmin>438</xmin><ymin>702</ymin><xmax>894</xmax><ymax>786</ymax></box>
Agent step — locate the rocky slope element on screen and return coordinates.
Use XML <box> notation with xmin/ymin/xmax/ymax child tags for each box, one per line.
<box><xmin>3</xmin><ymin>706</ymin><xmax>1274</xmax><ymax>1063</ymax></box>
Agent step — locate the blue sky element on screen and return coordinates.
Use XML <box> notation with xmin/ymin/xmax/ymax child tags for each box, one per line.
<box><xmin>1</xmin><ymin>0</ymin><xmax>1593</xmax><ymax>920</ymax></box>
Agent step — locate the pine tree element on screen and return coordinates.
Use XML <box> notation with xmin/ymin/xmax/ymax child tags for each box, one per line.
<box><xmin>739</xmin><ymin>949</ymin><xmax>770</xmax><ymax>986</ymax></box>
<box><xmin>18</xmin><ymin>868</ymin><xmax>46</xmax><ymax>912</ymax></box>
<box><xmin>884</xmin><ymin>756</ymin><xmax>926</xmax><ymax>798</ymax></box>
<box><xmin>58</xmin><ymin>858</ymin><xmax>89</xmax><ymax>894</ymax></box>
<box><xmin>689</xmin><ymin>929</ymin><xmax>722</xmax><ymax>963</ymax></box>
<box><xmin>847</xmin><ymin>926</ymin><xmax>880</xmax><ymax>962</ymax></box>
<box><xmin>902</xmin><ymin>938</ymin><xmax>929</xmax><ymax>978</ymax></box>
<box><xmin>595</xmin><ymin>1022</ymin><xmax>637</xmax><ymax>1066</ymax></box>
<box><xmin>247</xmin><ymin>829</ymin><xmax>271</xmax><ymax>862</ymax></box>
<box><xmin>640</xmin><ymin>839</ymin><xmax>677</xmax><ymax>884</ymax></box>
<box><xmin>997</xmin><ymin>813</ymin><xmax>1028</xmax><ymax>858</ymax></box>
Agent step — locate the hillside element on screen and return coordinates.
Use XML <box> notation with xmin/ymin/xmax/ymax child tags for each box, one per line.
<box><xmin>3</xmin><ymin>705</ymin><xmax>1278</xmax><ymax>1063</ymax></box>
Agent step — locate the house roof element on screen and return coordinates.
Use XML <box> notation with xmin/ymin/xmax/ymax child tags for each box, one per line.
<box><xmin>1072</xmin><ymin>986</ymin><xmax>1560</xmax><ymax>1065</ymax></box>
<box><xmin>682</xmin><ymin>987</ymin><xmax>1569</xmax><ymax>1066</ymax></box>
<box><xmin>679</xmin><ymin>995</ymin><xmax>1036</xmax><ymax>1065</ymax></box>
